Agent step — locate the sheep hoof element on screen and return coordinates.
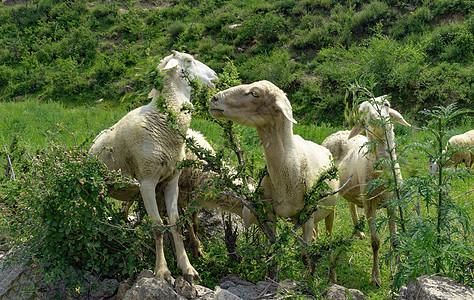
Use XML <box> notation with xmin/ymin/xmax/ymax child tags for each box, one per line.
<box><xmin>155</xmin><ymin>268</ymin><xmax>173</xmax><ymax>282</ymax></box>
<box><xmin>184</xmin><ymin>273</ymin><xmax>201</xmax><ymax>284</ymax></box>
<box><xmin>371</xmin><ymin>277</ymin><xmax>382</xmax><ymax>288</ymax></box>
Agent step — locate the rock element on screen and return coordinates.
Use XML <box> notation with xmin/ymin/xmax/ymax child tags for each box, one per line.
<box><xmin>0</xmin><ymin>249</ymin><xmax>36</xmax><ymax>300</ymax></box>
<box><xmin>175</xmin><ymin>276</ymin><xmax>197</xmax><ymax>299</ymax></box>
<box><xmin>195</xmin><ymin>284</ymin><xmax>213</xmax><ymax>297</ymax></box>
<box><xmin>219</xmin><ymin>275</ymin><xmax>255</xmax><ymax>287</ymax></box>
<box><xmin>88</xmin><ymin>278</ymin><xmax>119</xmax><ymax>299</ymax></box>
<box><xmin>397</xmin><ymin>275</ymin><xmax>474</xmax><ymax>300</ymax></box>
<box><xmin>122</xmin><ymin>277</ymin><xmax>186</xmax><ymax>300</ymax></box>
<box><xmin>214</xmin><ymin>286</ymin><xmax>243</xmax><ymax>300</ymax></box>
<box><xmin>116</xmin><ymin>281</ymin><xmax>132</xmax><ymax>300</ymax></box>
<box><xmin>136</xmin><ymin>269</ymin><xmax>155</xmax><ymax>282</ymax></box>
<box><xmin>324</xmin><ymin>284</ymin><xmax>367</xmax><ymax>300</ymax></box>
<box><xmin>220</xmin><ymin>281</ymin><xmax>236</xmax><ymax>289</ymax></box>
<box><xmin>280</xmin><ymin>278</ymin><xmax>298</xmax><ymax>291</ymax></box>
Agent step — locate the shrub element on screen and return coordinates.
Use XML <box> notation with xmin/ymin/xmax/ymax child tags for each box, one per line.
<box><xmin>236</xmin><ymin>11</ymin><xmax>287</xmax><ymax>52</ymax></box>
<box><xmin>59</xmin><ymin>26</ymin><xmax>98</xmax><ymax>64</ymax></box>
<box><xmin>167</xmin><ymin>20</ymin><xmax>187</xmax><ymax>39</ymax></box>
<box><xmin>351</xmin><ymin>1</ymin><xmax>393</xmax><ymax>37</ymax></box>
<box><xmin>0</xmin><ymin>135</ymin><xmax>154</xmax><ymax>294</ymax></box>
<box><xmin>385</xmin><ymin>104</ymin><xmax>474</xmax><ymax>289</ymax></box>
<box><xmin>423</xmin><ymin>23</ymin><xmax>474</xmax><ymax>63</ymax></box>
<box><xmin>238</xmin><ymin>49</ymin><xmax>297</xmax><ymax>91</ymax></box>
<box><xmin>390</xmin><ymin>6</ymin><xmax>433</xmax><ymax>40</ymax></box>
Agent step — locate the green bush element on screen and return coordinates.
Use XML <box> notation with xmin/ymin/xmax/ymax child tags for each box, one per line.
<box><xmin>351</xmin><ymin>1</ymin><xmax>393</xmax><ymax>37</ymax></box>
<box><xmin>238</xmin><ymin>49</ymin><xmax>297</xmax><ymax>91</ymax></box>
<box><xmin>390</xmin><ymin>6</ymin><xmax>433</xmax><ymax>40</ymax></box>
<box><xmin>236</xmin><ymin>11</ymin><xmax>288</xmax><ymax>52</ymax></box>
<box><xmin>0</xmin><ymin>136</ymin><xmax>154</xmax><ymax>291</ymax></box>
<box><xmin>424</xmin><ymin>23</ymin><xmax>474</xmax><ymax>63</ymax></box>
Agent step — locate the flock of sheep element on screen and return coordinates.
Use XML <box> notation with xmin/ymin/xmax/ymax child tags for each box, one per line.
<box><xmin>89</xmin><ymin>51</ymin><xmax>473</xmax><ymax>287</ymax></box>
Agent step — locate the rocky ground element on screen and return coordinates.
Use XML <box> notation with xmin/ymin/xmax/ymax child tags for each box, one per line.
<box><xmin>2</xmin><ymin>247</ymin><xmax>474</xmax><ymax>300</ymax></box>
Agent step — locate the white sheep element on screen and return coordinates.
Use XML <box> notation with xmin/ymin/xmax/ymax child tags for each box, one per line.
<box><xmin>89</xmin><ymin>50</ymin><xmax>217</xmax><ymax>282</ymax></box>
<box><xmin>322</xmin><ymin>95</ymin><xmax>411</xmax><ymax>286</ymax></box>
<box><xmin>430</xmin><ymin>129</ymin><xmax>474</xmax><ymax>174</ymax></box>
<box><xmin>119</xmin><ymin>128</ymin><xmax>246</xmax><ymax>259</ymax></box>
<box><xmin>209</xmin><ymin>80</ymin><xmax>339</xmax><ymax>277</ymax></box>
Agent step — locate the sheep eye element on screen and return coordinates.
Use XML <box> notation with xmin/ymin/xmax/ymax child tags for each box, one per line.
<box><xmin>250</xmin><ymin>91</ymin><xmax>259</xmax><ymax>98</ymax></box>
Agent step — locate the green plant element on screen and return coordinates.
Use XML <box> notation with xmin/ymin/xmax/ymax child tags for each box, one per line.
<box><xmin>0</xmin><ymin>133</ymin><xmax>155</xmax><ymax>296</ymax></box>
<box><xmin>385</xmin><ymin>104</ymin><xmax>474</xmax><ymax>289</ymax></box>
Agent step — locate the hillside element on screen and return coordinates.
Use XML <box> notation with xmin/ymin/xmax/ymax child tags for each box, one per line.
<box><xmin>0</xmin><ymin>0</ymin><xmax>472</xmax><ymax>124</ymax></box>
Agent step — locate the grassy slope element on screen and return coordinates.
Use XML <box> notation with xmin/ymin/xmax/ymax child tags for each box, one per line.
<box><xmin>1</xmin><ymin>0</ymin><xmax>473</xmax><ymax>298</ymax></box>
<box><xmin>0</xmin><ymin>0</ymin><xmax>472</xmax><ymax>125</ymax></box>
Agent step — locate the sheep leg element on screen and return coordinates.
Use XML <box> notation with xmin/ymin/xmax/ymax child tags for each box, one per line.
<box><xmin>349</xmin><ymin>201</ymin><xmax>365</xmax><ymax>238</ymax></box>
<box><xmin>140</xmin><ymin>179</ymin><xmax>172</xmax><ymax>281</ymax></box>
<box><xmin>324</xmin><ymin>209</ymin><xmax>337</xmax><ymax>284</ymax></box>
<box><xmin>364</xmin><ymin>200</ymin><xmax>381</xmax><ymax>287</ymax></box>
<box><xmin>188</xmin><ymin>211</ymin><xmax>204</xmax><ymax>259</ymax></box>
<box><xmin>164</xmin><ymin>174</ymin><xmax>200</xmax><ymax>283</ymax></box>
<box><xmin>302</xmin><ymin>215</ymin><xmax>316</xmax><ymax>277</ymax></box>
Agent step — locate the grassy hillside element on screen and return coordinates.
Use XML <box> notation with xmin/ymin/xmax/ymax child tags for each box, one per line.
<box><xmin>1</xmin><ymin>1</ymin><xmax>473</xmax><ymax>298</ymax></box>
<box><xmin>0</xmin><ymin>0</ymin><xmax>472</xmax><ymax>124</ymax></box>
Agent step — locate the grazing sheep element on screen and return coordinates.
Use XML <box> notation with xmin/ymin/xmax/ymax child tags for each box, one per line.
<box><xmin>119</xmin><ymin>128</ymin><xmax>246</xmax><ymax>259</ymax></box>
<box><xmin>89</xmin><ymin>50</ymin><xmax>217</xmax><ymax>282</ymax></box>
<box><xmin>322</xmin><ymin>95</ymin><xmax>411</xmax><ymax>286</ymax></box>
<box><xmin>430</xmin><ymin>129</ymin><xmax>474</xmax><ymax>174</ymax></box>
<box><xmin>209</xmin><ymin>80</ymin><xmax>339</xmax><ymax>275</ymax></box>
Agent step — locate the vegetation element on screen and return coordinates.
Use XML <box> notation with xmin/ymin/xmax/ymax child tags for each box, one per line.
<box><xmin>0</xmin><ymin>0</ymin><xmax>472</xmax><ymax>124</ymax></box>
<box><xmin>0</xmin><ymin>0</ymin><xmax>473</xmax><ymax>299</ymax></box>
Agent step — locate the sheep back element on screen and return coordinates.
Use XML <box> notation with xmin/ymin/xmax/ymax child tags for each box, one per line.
<box><xmin>322</xmin><ymin>130</ymin><xmax>368</xmax><ymax>165</ymax></box>
<box><xmin>90</xmin><ymin>102</ymin><xmax>191</xmax><ymax>184</ymax></box>
<box><xmin>447</xmin><ymin>129</ymin><xmax>474</xmax><ymax>168</ymax></box>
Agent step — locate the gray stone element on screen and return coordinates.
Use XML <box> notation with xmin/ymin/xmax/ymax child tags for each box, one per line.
<box><xmin>220</xmin><ymin>281</ymin><xmax>236</xmax><ymax>289</ymax></box>
<box><xmin>219</xmin><ymin>275</ymin><xmax>254</xmax><ymax>287</ymax></box>
<box><xmin>89</xmin><ymin>278</ymin><xmax>118</xmax><ymax>299</ymax></box>
<box><xmin>116</xmin><ymin>281</ymin><xmax>132</xmax><ymax>300</ymax></box>
<box><xmin>136</xmin><ymin>269</ymin><xmax>155</xmax><ymax>281</ymax></box>
<box><xmin>324</xmin><ymin>284</ymin><xmax>367</xmax><ymax>300</ymax></box>
<box><xmin>214</xmin><ymin>286</ymin><xmax>243</xmax><ymax>300</ymax></box>
<box><xmin>0</xmin><ymin>249</ymin><xmax>35</xmax><ymax>300</ymax></box>
<box><xmin>397</xmin><ymin>275</ymin><xmax>474</xmax><ymax>300</ymax></box>
<box><xmin>123</xmin><ymin>277</ymin><xmax>185</xmax><ymax>300</ymax></box>
<box><xmin>175</xmin><ymin>276</ymin><xmax>197</xmax><ymax>299</ymax></box>
<box><xmin>279</xmin><ymin>278</ymin><xmax>298</xmax><ymax>292</ymax></box>
<box><xmin>195</xmin><ymin>284</ymin><xmax>212</xmax><ymax>297</ymax></box>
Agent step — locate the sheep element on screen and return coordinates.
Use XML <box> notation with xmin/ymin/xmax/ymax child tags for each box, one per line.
<box><xmin>208</xmin><ymin>80</ymin><xmax>339</xmax><ymax>277</ymax></box>
<box><xmin>430</xmin><ymin>129</ymin><xmax>474</xmax><ymax>174</ymax></box>
<box><xmin>119</xmin><ymin>128</ymin><xmax>246</xmax><ymax>259</ymax></box>
<box><xmin>322</xmin><ymin>95</ymin><xmax>411</xmax><ymax>286</ymax></box>
<box><xmin>89</xmin><ymin>50</ymin><xmax>218</xmax><ymax>282</ymax></box>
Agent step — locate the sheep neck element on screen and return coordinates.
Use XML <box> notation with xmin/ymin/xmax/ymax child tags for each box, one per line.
<box><xmin>151</xmin><ymin>71</ymin><xmax>192</xmax><ymax>114</ymax></box>
<box><xmin>148</xmin><ymin>71</ymin><xmax>192</xmax><ymax>134</ymax></box>
<box><xmin>257</xmin><ymin>118</ymin><xmax>303</xmax><ymax>192</ymax></box>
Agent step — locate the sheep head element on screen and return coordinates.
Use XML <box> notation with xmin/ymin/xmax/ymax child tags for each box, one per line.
<box><xmin>348</xmin><ymin>95</ymin><xmax>411</xmax><ymax>139</ymax></box>
<box><xmin>159</xmin><ymin>50</ymin><xmax>218</xmax><ymax>89</ymax></box>
<box><xmin>209</xmin><ymin>80</ymin><xmax>297</xmax><ymax>128</ymax></box>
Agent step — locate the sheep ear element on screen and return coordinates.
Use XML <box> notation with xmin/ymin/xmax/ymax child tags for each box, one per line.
<box><xmin>161</xmin><ymin>58</ymin><xmax>179</xmax><ymax>71</ymax></box>
<box><xmin>348</xmin><ymin>123</ymin><xmax>364</xmax><ymax>139</ymax></box>
<box><xmin>389</xmin><ymin>108</ymin><xmax>411</xmax><ymax>127</ymax></box>
<box><xmin>274</xmin><ymin>96</ymin><xmax>297</xmax><ymax>124</ymax></box>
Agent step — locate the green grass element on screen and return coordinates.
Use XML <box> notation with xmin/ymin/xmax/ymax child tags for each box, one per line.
<box><xmin>1</xmin><ymin>100</ymin><xmax>472</xmax><ymax>299</ymax></box>
<box><xmin>0</xmin><ymin>98</ymin><xmax>126</xmax><ymax>151</ymax></box>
